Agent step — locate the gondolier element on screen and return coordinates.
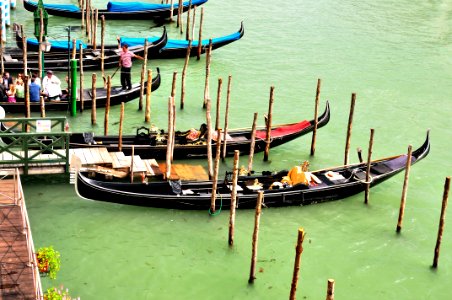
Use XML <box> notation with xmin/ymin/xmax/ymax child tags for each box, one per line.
<box><xmin>119</xmin><ymin>43</ymin><xmax>145</xmax><ymax>90</ymax></box>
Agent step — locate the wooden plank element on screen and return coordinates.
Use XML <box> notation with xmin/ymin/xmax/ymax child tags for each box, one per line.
<box><xmin>97</xmin><ymin>148</ymin><xmax>114</xmax><ymax>164</ymax></box>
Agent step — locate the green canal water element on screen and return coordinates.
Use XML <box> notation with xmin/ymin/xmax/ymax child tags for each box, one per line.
<box><xmin>5</xmin><ymin>0</ymin><xmax>452</xmax><ymax>299</ymax></box>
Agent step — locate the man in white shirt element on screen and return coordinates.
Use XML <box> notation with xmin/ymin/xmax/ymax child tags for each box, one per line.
<box><xmin>42</xmin><ymin>70</ymin><xmax>62</xmax><ymax>101</ymax></box>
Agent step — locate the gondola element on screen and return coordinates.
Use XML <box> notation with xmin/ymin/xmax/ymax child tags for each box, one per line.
<box><xmin>23</xmin><ymin>0</ymin><xmax>208</xmax><ymax>20</ymax></box>
<box><xmin>75</xmin><ymin>131</ymin><xmax>431</xmax><ymax>209</ymax></box>
<box><xmin>0</xmin><ymin>68</ymin><xmax>160</xmax><ymax>113</ymax></box>
<box><xmin>119</xmin><ymin>22</ymin><xmax>244</xmax><ymax>59</ymax></box>
<box><xmin>69</xmin><ymin>101</ymin><xmax>331</xmax><ymax>159</ymax></box>
<box><xmin>14</xmin><ymin>23</ymin><xmax>243</xmax><ymax>60</ymax></box>
<box><xmin>4</xmin><ymin>28</ymin><xmax>167</xmax><ymax>73</ymax></box>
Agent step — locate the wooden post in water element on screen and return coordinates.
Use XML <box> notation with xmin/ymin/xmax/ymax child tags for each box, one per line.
<box><xmin>214</xmin><ymin>78</ymin><xmax>222</xmax><ymax>130</ymax></box>
<box><xmin>326</xmin><ymin>279</ymin><xmax>335</xmax><ymax>300</ymax></box>
<box><xmin>100</xmin><ymin>15</ymin><xmax>105</xmax><ymax>83</ymax></box>
<box><xmin>171</xmin><ymin>96</ymin><xmax>176</xmax><ymax>161</ymax></box>
<box><xmin>310</xmin><ymin>78</ymin><xmax>321</xmax><ymax>156</ymax></box>
<box><xmin>91</xmin><ymin>73</ymin><xmax>97</xmax><ymax>125</ymax></box>
<box><xmin>210</xmin><ymin>128</ymin><xmax>222</xmax><ymax>214</ymax></box>
<box><xmin>206</xmin><ymin>99</ymin><xmax>213</xmax><ymax>179</ymax></box>
<box><xmin>72</xmin><ymin>39</ymin><xmax>77</xmax><ymax>59</ymax></box>
<box><xmin>185</xmin><ymin>1</ymin><xmax>191</xmax><ymax>40</ymax></box>
<box><xmin>130</xmin><ymin>145</ymin><xmax>135</xmax><ymax>183</ymax></box>
<box><xmin>81</xmin><ymin>0</ymin><xmax>85</xmax><ymax>29</ymax></box>
<box><xmin>344</xmin><ymin>93</ymin><xmax>356</xmax><ymax>165</ymax></box>
<box><xmin>145</xmin><ymin>69</ymin><xmax>152</xmax><ymax>123</ymax></box>
<box><xmin>248</xmin><ymin>191</ymin><xmax>264</xmax><ymax>284</ymax></box>
<box><xmin>248</xmin><ymin>112</ymin><xmax>258</xmax><ymax>174</ymax></box>
<box><xmin>104</xmin><ymin>76</ymin><xmax>111</xmax><ymax>135</ymax></box>
<box><xmin>180</xmin><ymin>39</ymin><xmax>192</xmax><ymax>109</ymax></box>
<box><xmin>93</xmin><ymin>9</ymin><xmax>98</xmax><ymax>50</ymax></box>
<box><xmin>191</xmin><ymin>6</ymin><xmax>196</xmax><ymax>42</ymax></box>
<box><xmin>40</xmin><ymin>96</ymin><xmax>45</xmax><ymax>117</ymax></box>
<box><xmin>364</xmin><ymin>128</ymin><xmax>375</xmax><ymax>204</ymax></box>
<box><xmin>229</xmin><ymin>150</ymin><xmax>240</xmax><ymax>246</ymax></box>
<box><xmin>23</xmin><ymin>75</ymin><xmax>30</xmax><ymax>118</ymax></box>
<box><xmin>432</xmin><ymin>176</ymin><xmax>450</xmax><ymax>269</ymax></box>
<box><xmin>165</xmin><ymin>97</ymin><xmax>174</xmax><ymax>180</ymax></box>
<box><xmin>139</xmin><ymin>40</ymin><xmax>149</xmax><ymax>111</ymax></box>
<box><xmin>221</xmin><ymin>76</ymin><xmax>232</xmax><ymax>160</ymax></box>
<box><xmin>203</xmin><ymin>40</ymin><xmax>212</xmax><ymax>108</ymax></box>
<box><xmin>169</xmin><ymin>0</ymin><xmax>174</xmax><ymax>21</ymax></box>
<box><xmin>171</xmin><ymin>71</ymin><xmax>177</xmax><ymax>100</ymax></box>
<box><xmin>0</xmin><ymin>10</ymin><xmax>4</xmax><ymax>75</ymax></box>
<box><xmin>264</xmin><ymin>86</ymin><xmax>275</xmax><ymax>161</ymax></box>
<box><xmin>86</xmin><ymin>0</ymin><xmax>91</xmax><ymax>40</ymax></box>
<box><xmin>177</xmin><ymin>0</ymin><xmax>182</xmax><ymax>29</ymax></box>
<box><xmin>21</xmin><ymin>26</ymin><xmax>27</xmax><ymax>76</ymax></box>
<box><xmin>118</xmin><ymin>102</ymin><xmax>124</xmax><ymax>152</ymax></box>
<box><xmin>197</xmin><ymin>7</ymin><xmax>204</xmax><ymax>60</ymax></box>
<box><xmin>396</xmin><ymin>145</ymin><xmax>413</xmax><ymax>233</ymax></box>
<box><xmin>79</xmin><ymin>47</ymin><xmax>84</xmax><ymax>112</ymax></box>
<box><xmin>289</xmin><ymin>228</ymin><xmax>306</xmax><ymax>300</ymax></box>
<box><xmin>139</xmin><ymin>64</ymin><xmax>145</xmax><ymax>111</ymax></box>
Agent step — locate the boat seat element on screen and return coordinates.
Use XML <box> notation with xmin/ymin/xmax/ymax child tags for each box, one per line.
<box><xmin>370</xmin><ymin>163</ymin><xmax>393</xmax><ymax>175</ymax></box>
<box><xmin>3</xmin><ymin>54</ymin><xmax>18</xmax><ymax>62</ymax></box>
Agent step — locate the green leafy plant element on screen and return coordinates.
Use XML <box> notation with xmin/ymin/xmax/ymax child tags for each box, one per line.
<box><xmin>36</xmin><ymin>246</ymin><xmax>61</xmax><ymax>279</ymax></box>
<box><xmin>44</xmin><ymin>286</ymin><xmax>76</xmax><ymax>300</ymax></box>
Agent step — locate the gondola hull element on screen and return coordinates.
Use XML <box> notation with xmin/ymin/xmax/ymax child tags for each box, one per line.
<box><xmin>23</xmin><ymin>0</ymin><xmax>208</xmax><ymax>20</ymax></box>
<box><xmin>6</xmin><ymin>28</ymin><xmax>167</xmax><ymax>73</ymax></box>
<box><xmin>0</xmin><ymin>68</ymin><xmax>160</xmax><ymax>114</ymax></box>
<box><xmin>75</xmin><ymin>132</ymin><xmax>430</xmax><ymax>209</ymax></box>
<box><xmin>69</xmin><ymin>101</ymin><xmax>330</xmax><ymax>159</ymax></box>
<box><xmin>14</xmin><ymin>23</ymin><xmax>242</xmax><ymax>60</ymax></box>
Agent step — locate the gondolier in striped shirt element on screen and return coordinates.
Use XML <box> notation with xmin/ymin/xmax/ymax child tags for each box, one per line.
<box><xmin>119</xmin><ymin>43</ymin><xmax>145</xmax><ymax>90</ymax></box>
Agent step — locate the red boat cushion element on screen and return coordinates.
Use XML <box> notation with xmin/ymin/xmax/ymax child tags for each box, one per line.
<box><xmin>255</xmin><ymin>120</ymin><xmax>311</xmax><ymax>139</ymax></box>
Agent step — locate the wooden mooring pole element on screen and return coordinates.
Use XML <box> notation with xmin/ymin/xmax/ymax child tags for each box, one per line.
<box><xmin>248</xmin><ymin>112</ymin><xmax>258</xmax><ymax>174</ymax></box>
<box><xmin>289</xmin><ymin>228</ymin><xmax>305</xmax><ymax>300</ymax></box>
<box><xmin>197</xmin><ymin>7</ymin><xmax>204</xmax><ymax>60</ymax></box>
<box><xmin>145</xmin><ymin>69</ymin><xmax>152</xmax><ymax>123</ymax></box>
<box><xmin>364</xmin><ymin>128</ymin><xmax>374</xmax><ymax>204</ymax></box>
<box><xmin>79</xmin><ymin>46</ymin><xmax>84</xmax><ymax>112</ymax></box>
<box><xmin>39</xmin><ymin>96</ymin><xmax>45</xmax><ymax>118</ymax></box>
<box><xmin>264</xmin><ymin>86</ymin><xmax>275</xmax><ymax>161</ymax></box>
<box><xmin>180</xmin><ymin>39</ymin><xmax>191</xmax><ymax>109</ymax></box>
<box><xmin>248</xmin><ymin>191</ymin><xmax>263</xmax><ymax>284</ymax></box>
<box><xmin>432</xmin><ymin>176</ymin><xmax>450</xmax><ymax>268</ymax></box>
<box><xmin>203</xmin><ymin>40</ymin><xmax>212</xmax><ymax>108</ymax></box>
<box><xmin>310</xmin><ymin>78</ymin><xmax>321</xmax><ymax>156</ymax></box>
<box><xmin>326</xmin><ymin>279</ymin><xmax>335</xmax><ymax>300</ymax></box>
<box><xmin>215</xmin><ymin>78</ymin><xmax>222</xmax><ymax>130</ymax></box>
<box><xmin>228</xmin><ymin>150</ymin><xmax>240</xmax><ymax>246</ymax></box>
<box><xmin>396</xmin><ymin>145</ymin><xmax>413</xmax><ymax>233</ymax></box>
<box><xmin>344</xmin><ymin>93</ymin><xmax>356</xmax><ymax>165</ymax></box>
<box><xmin>210</xmin><ymin>128</ymin><xmax>222</xmax><ymax>214</ymax></box>
<box><xmin>222</xmin><ymin>76</ymin><xmax>232</xmax><ymax>161</ymax></box>
<box><xmin>118</xmin><ymin>102</ymin><xmax>124</xmax><ymax>152</ymax></box>
<box><xmin>91</xmin><ymin>73</ymin><xmax>97</xmax><ymax>125</ymax></box>
<box><xmin>206</xmin><ymin>99</ymin><xmax>213</xmax><ymax>179</ymax></box>
<box><xmin>104</xmin><ymin>75</ymin><xmax>111</xmax><ymax>135</ymax></box>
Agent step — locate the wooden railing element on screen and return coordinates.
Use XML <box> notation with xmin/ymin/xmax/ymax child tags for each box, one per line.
<box><xmin>0</xmin><ymin>117</ymin><xmax>71</xmax><ymax>175</ymax></box>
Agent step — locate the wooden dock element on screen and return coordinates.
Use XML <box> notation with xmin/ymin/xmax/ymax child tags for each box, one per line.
<box><xmin>0</xmin><ymin>169</ymin><xmax>42</xmax><ymax>299</ymax></box>
<box><xmin>0</xmin><ymin>147</ymin><xmax>209</xmax><ymax>180</ymax></box>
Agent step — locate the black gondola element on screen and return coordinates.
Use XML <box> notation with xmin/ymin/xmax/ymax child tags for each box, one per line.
<box><xmin>23</xmin><ymin>0</ymin><xmax>208</xmax><ymax>20</ymax></box>
<box><xmin>5</xmin><ymin>28</ymin><xmax>167</xmax><ymax>73</ymax></box>
<box><xmin>0</xmin><ymin>68</ymin><xmax>160</xmax><ymax>113</ymax></box>
<box><xmin>69</xmin><ymin>101</ymin><xmax>331</xmax><ymax>159</ymax></box>
<box><xmin>75</xmin><ymin>131</ymin><xmax>430</xmax><ymax>209</ymax></box>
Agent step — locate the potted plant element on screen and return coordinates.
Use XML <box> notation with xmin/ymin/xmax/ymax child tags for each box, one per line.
<box><xmin>44</xmin><ymin>286</ymin><xmax>76</xmax><ymax>300</ymax></box>
<box><xmin>36</xmin><ymin>246</ymin><xmax>61</xmax><ymax>280</ymax></box>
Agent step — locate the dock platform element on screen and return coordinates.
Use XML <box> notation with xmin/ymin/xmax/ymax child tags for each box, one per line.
<box><xmin>0</xmin><ymin>169</ymin><xmax>42</xmax><ymax>299</ymax></box>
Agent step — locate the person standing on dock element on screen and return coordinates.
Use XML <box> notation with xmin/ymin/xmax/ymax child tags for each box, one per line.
<box><xmin>119</xmin><ymin>43</ymin><xmax>145</xmax><ymax>90</ymax></box>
